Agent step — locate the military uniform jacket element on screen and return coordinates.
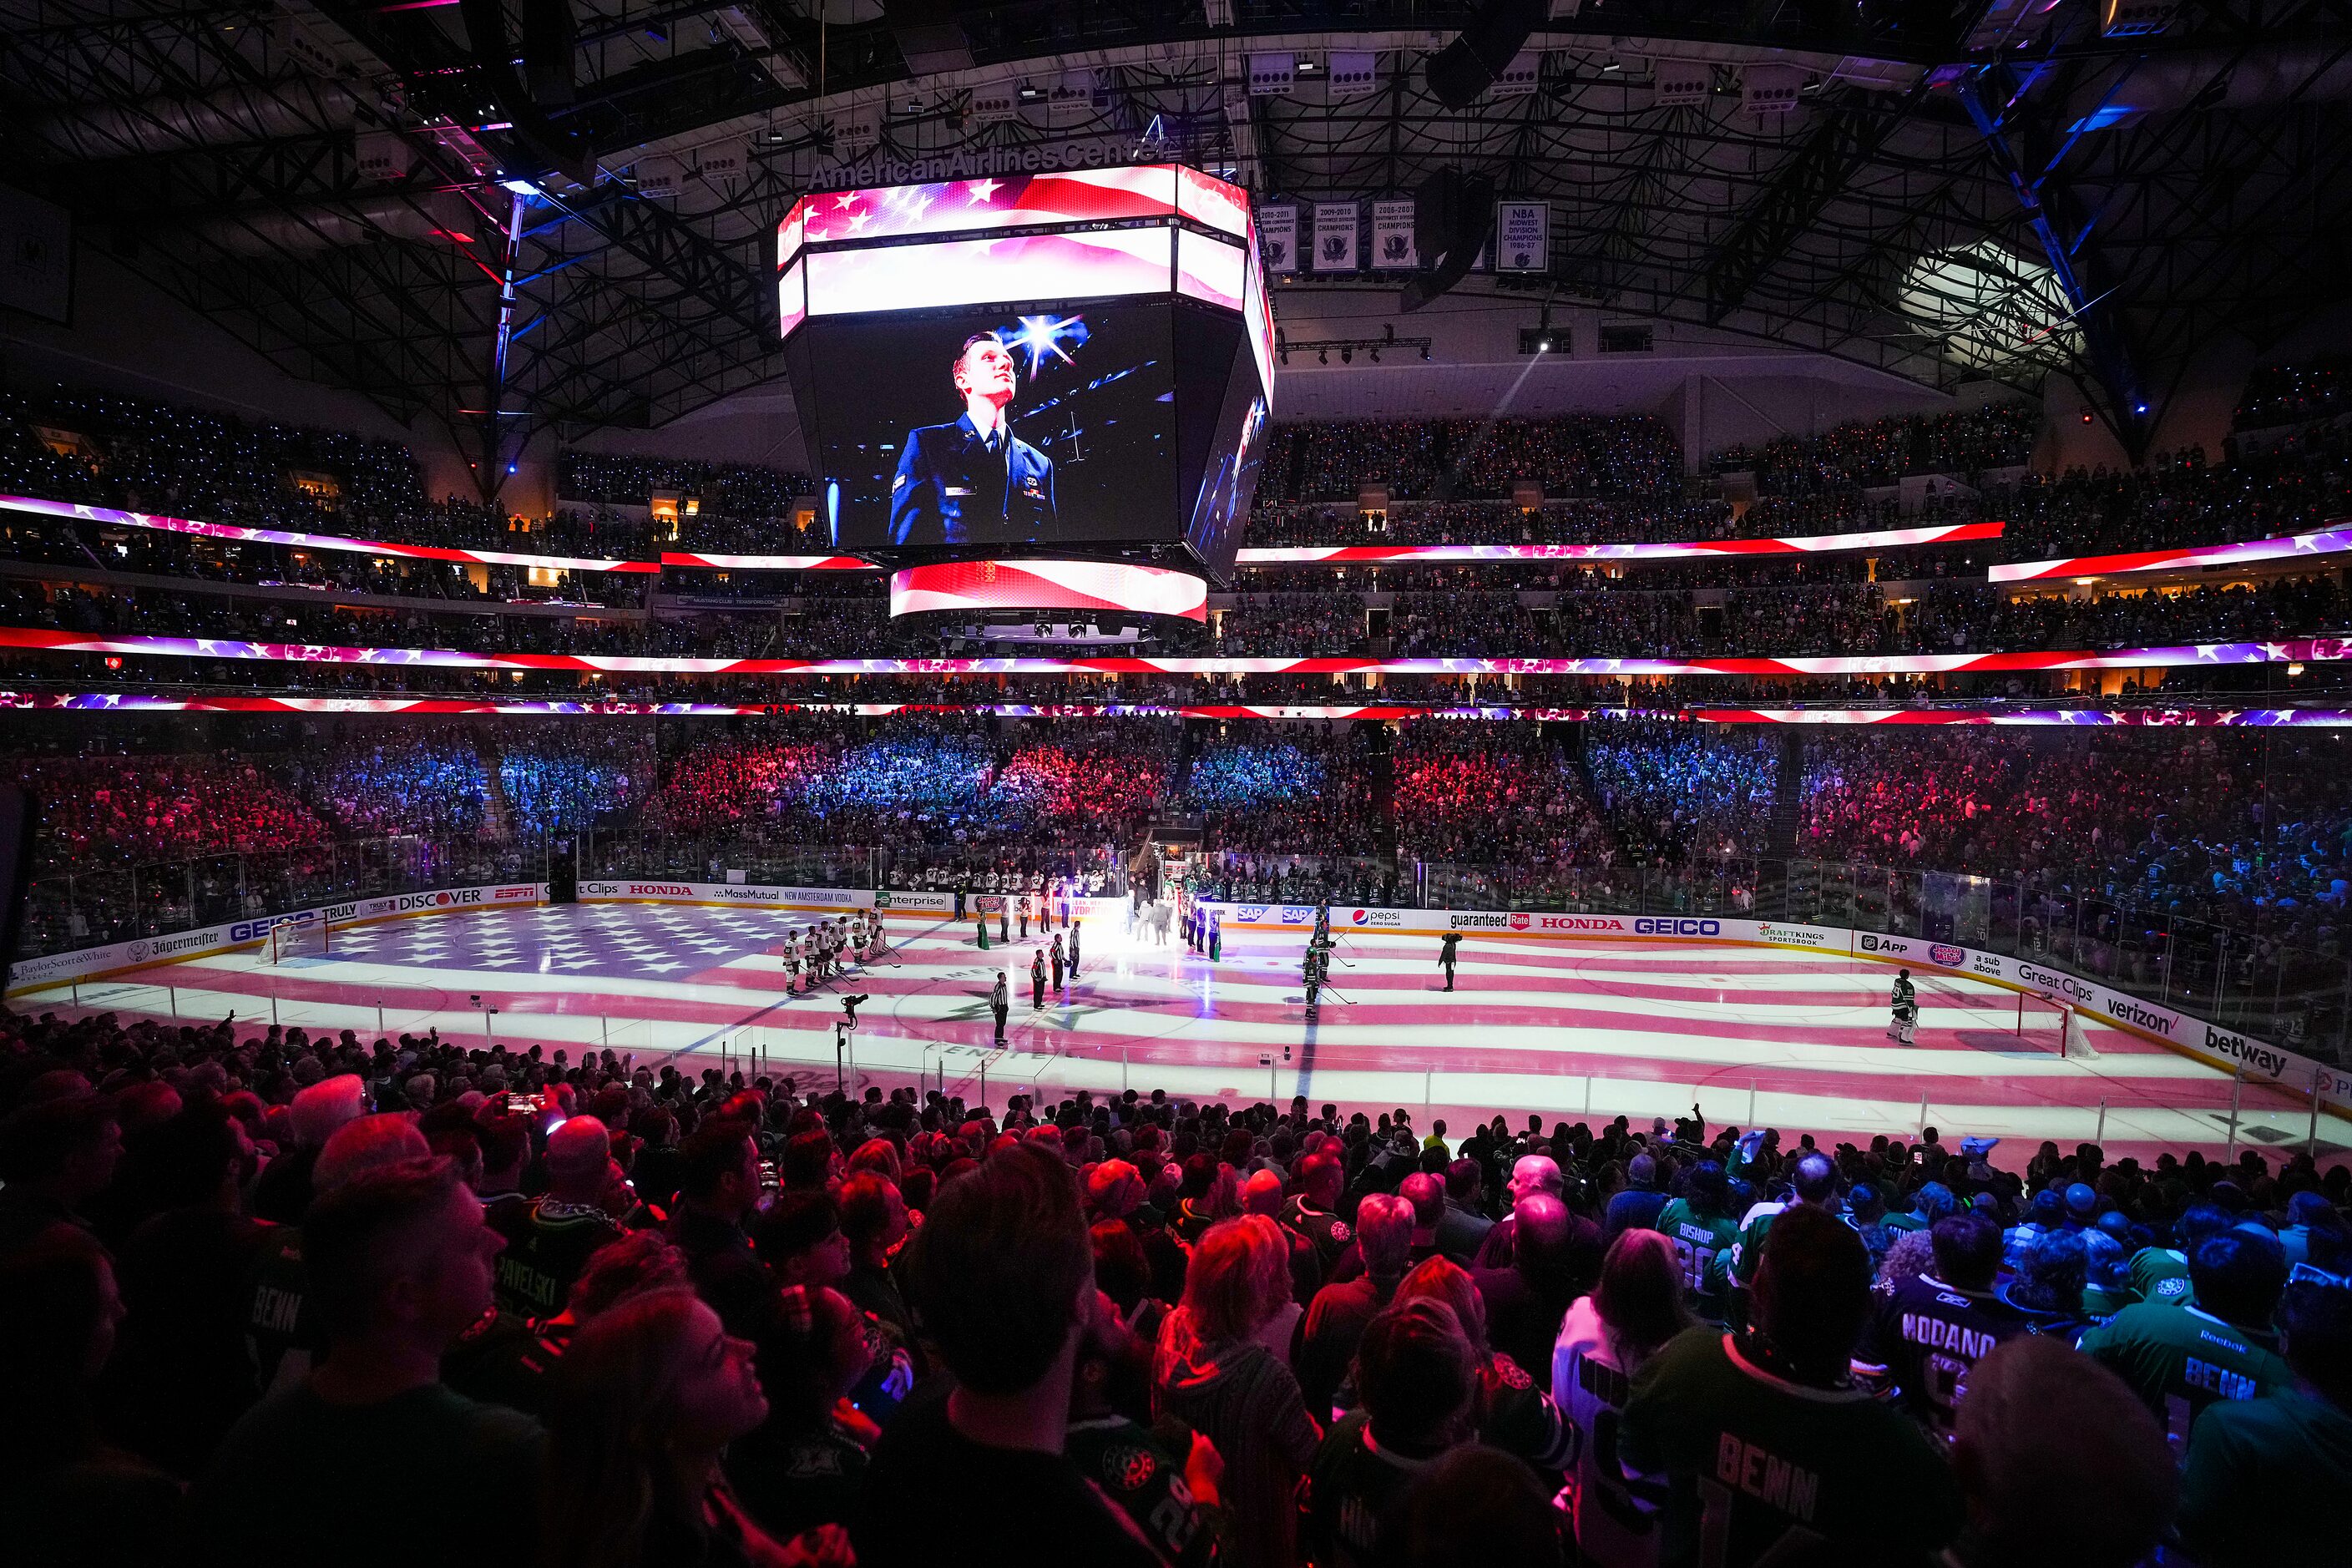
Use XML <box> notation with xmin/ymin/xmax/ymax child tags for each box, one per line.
<box><xmin>888</xmin><ymin>412</ymin><xmax>1057</xmax><ymax>547</ymax></box>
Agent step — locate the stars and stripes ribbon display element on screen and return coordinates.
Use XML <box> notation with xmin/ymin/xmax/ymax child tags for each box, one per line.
<box><xmin>1987</xmin><ymin>521</ymin><xmax>2352</xmax><ymax>583</ymax></box>
<box><xmin>2</xmin><ymin>691</ymin><xmax>2344</xmax><ymax>726</ymax></box>
<box><xmin>0</xmin><ymin>625</ymin><xmax>2341</xmax><ymax>677</ymax></box>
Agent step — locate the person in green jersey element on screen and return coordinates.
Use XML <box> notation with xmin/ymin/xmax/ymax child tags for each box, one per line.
<box><xmin>1887</xmin><ymin>969</ymin><xmax>1919</xmax><ymax>1047</ymax></box>
<box><xmin>1879</xmin><ymin>1181</ymin><xmax>1955</xmax><ymax>1238</ymax></box>
<box><xmin>2127</xmin><ymin>1203</ymin><xmax>2230</xmax><ymax>1309</ymax></box>
<box><xmin>1651</xmin><ymin>1161</ymin><xmax>1741</xmax><ymax>1324</ymax></box>
<box><xmin>1619</xmin><ymin>1205</ymin><xmax>1961</xmax><ymax>1568</ymax></box>
<box><xmin>2179</xmin><ymin>1274</ymin><xmax>2352</xmax><ymax>1567</ymax></box>
<box><xmin>1727</xmin><ymin>1153</ymin><xmax>1838</xmax><ymax>1307</ymax></box>
<box><xmin>2081</xmin><ymin>1231</ymin><xmax>2293</xmax><ymax>1454</ymax></box>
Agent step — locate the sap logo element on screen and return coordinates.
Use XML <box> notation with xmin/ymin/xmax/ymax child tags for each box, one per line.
<box><xmin>628</xmin><ymin>883</ymin><xmax>693</xmax><ymax>897</ymax></box>
<box><xmin>1929</xmin><ymin>944</ymin><xmax>1967</xmax><ymax>967</ymax></box>
<box><xmin>1235</xmin><ymin>905</ymin><xmax>1269</xmax><ymax>923</ymax></box>
<box><xmin>1859</xmin><ymin>933</ymin><xmax>1909</xmax><ymax>955</ymax></box>
<box><xmin>1282</xmin><ymin>906</ymin><xmax>1316</xmax><ymax>923</ymax></box>
<box><xmin>1633</xmin><ymin>918</ymin><xmax>1720</xmax><ymax>937</ymax></box>
<box><xmin>1509</xmin><ymin>911</ymin><xmax>1530</xmax><ymax>931</ymax></box>
<box><xmin>2201</xmin><ymin>1024</ymin><xmax>2289</xmax><ymax>1080</ymax></box>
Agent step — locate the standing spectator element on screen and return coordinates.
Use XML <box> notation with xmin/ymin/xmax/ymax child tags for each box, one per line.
<box><xmin>0</xmin><ymin>1227</ymin><xmax>181</xmax><ymax>1567</ymax></box>
<box><xmin>1604</xmin><ymin>1152</ymin><xmax>1669</xmax><ymax>1244</ymax></box>
<box><xmin>250</xmin><ymin>1074</ymin><xmax>364</xmax><ymax>1224</ymax></box>
<box><xmin>1618</xmin><ymin>1206</ymin><xmax>1962</xmax><ymax>1565</ymax></box>
<box><xmin>664</xmin><ymin>1117</ymin><xmax>770</xmax><ymax>1338</ymax></box>
<box><xmin>1474</xmin><ymin>1155</ymin><xmax>1564</xmax><ymax>1270</ymax></box>
<box><xmin>1394</xmin><ymin>1257</ymin><xmax>1575</xmax><ymax>1473</ymax></box>
<box><xmin>1295</xmin><ymin>1191</ymin><xmax>1413</xmax><ymax>1420</ymax></box>
<box><xmin>854</xmin><ymin>1142</ymin><xmax>1162</xmax><ymax>1568</ymax></box>
<box><xmin>1554</xmin><ymin>1229</ymin><xmax>1691</xmax><ymax>1568</ymax></box>
<box><xmin>185</xmin><ymin>1158</ymin><xmax>543</xmax><ymax>1568</ymax></box>
<box><xmin>1857</xmin><ymin>1212</ymin><xmax>2031</xmax><ymax>1440</ymax></box>
<box><xmin>729</xmin><ymin>1282</ymin><xmax>875</xmax><ymax>1542</ymax></box>
<box><xmin>1651</xmin><ymin>1161</ymin><xmax>1740</xmax><ymax>1323</ymax></box>
<box><xmin>1300</xmin><ymin>1298</ymin><xmax>1478</xmax><ymax>1568</ymax></box>
<box><xmin>493</xmin><ymin>1115</ymin><xmax>624</xmax><ymax>1320</ymax></box>
<box><xmin>1433</xmin><ymin>1157</ymin><xmax>1494</xmax><ymax>1263</ymax></box>
<box><xmin>1472</xmin><ymin>1191</ymin><xmax>1600</xmax><ymax>1378</ymax></box>
<box><xmin>2081</xmin><ymin>1231</ymin><xmax>2294</xmax><ymax>1453</ymax></box>
<box><xmin>2177</xmin><ymin>1273</ymin><xmax>2352</xmax><ymax>1565</ymax></box>
<box><xmin>539</xmin><ymin>1287</ymin><xmax>784</xmax><ymax>1567</ymax></box>
<box><xmin>1155</xmin><ymin>1214</ymin><xmax>1323</xmax><ymax>1568</ymax></box>
<box><xmin>838</xmin><ymin>1171</ymin><xmax>918</xmax><ymax>1355</ymax></box>
<box><xmin>0</xmin><ymin>1090</ymin><xmax>123</xmax><ymax>1256</ymax></box>
<box><xmin>1947</xmin><ymin>1337</ymin><xmax>2175</xmax><ymax>1568</ymax></box>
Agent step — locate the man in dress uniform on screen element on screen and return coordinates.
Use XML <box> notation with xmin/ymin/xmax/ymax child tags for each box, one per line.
<box><xmin>888</xmin><ymin>331</ymin><xmax>1058</xmax><ymax>548</ymax></box>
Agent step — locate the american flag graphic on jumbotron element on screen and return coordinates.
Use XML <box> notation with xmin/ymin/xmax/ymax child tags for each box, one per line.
<box><xmin>779</xmin><ymin>164</ymin><xmax>1247</xmax><ymax>265</ymax></box>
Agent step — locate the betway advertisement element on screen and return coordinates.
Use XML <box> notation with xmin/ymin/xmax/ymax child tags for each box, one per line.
<box><xmin>1200</xmin><ymin>903</ymin><xmax>2351</xmax><ymax>1110</ymax></box>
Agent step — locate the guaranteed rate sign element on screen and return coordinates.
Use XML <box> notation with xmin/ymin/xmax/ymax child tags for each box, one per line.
<box><xmin>776</xmin><ymin>164</ymin><xmax>1274</xmax><ymax>587</ymax></box>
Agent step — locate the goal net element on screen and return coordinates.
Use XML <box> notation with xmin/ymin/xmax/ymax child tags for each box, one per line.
<box><xmin>264</xmin><ymin>919</ymin><xmax>330</xmax><ymax>963</ymax></box>
<box><xmin>2014</xmin><ymin>990</ymin><xmax>2092</xmax><ymax>1060</ymax></box>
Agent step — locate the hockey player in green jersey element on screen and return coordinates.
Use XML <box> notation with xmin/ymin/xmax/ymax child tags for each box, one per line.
<box><xmin>1887</xmin><ymin>968</ymin><xmax>1919</xmax><ymax>1047</ymax></box>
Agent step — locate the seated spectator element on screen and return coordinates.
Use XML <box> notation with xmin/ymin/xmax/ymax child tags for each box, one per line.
<box><xmin>1948</xmin><ymin>1336</ymin><xmax>2174</xmax><ymax>1568</ymax></box>
<box><xmin>1300</xmin><ymin>1297</ymin><xmax>1477</xmax><ymax>1568</ymax></box>
<box><xmin>539</xmin><ymin>1286</ymin><xmax>784</xmax><ymax>1567</ymax></box>
<box><xmin>854</xmin><ymin>1141</ymin><xmax>1163</xmax><ymax>1568</ymax></box>
<box><xmin>1155</xmin><ymin>1214</ymin><xmax>1323</xmax><ymax>1568</ymax></box>
<box><xmin>1619</xmin><ymin>1205</ymin><xmax>1962</xmax><ymax>1563</ymax></box>
<box><xmin>185</xmin><ymin>1158</ymin><xmax>543</xmax><ymax>1568</ymax></box>
<box><xmin>0</xmin><ymin>1227</ymin><xmax>182</xmax><ymax>1568</ymax></box>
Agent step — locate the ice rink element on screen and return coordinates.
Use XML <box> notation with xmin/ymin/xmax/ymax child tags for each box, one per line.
<box><xmin>38</xmin><ymin>900</ymin><xmax>2348</xmax><ymax>1162</ymax></box>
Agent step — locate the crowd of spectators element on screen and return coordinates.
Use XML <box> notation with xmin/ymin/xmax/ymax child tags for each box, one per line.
<box><xmin>556</xmin><ymin>453</ymin><xmax>816</xmax><ymax>517</ymax></box>
<box><xmin>295</xmin><ymin>732</ymin><xmax>488</xmax><ymax>838</ymax></box>
<box><xmin>2235</xmin><ymin>354</ymin><xmax>2350</xmax><ymax>432</ymax></box>
<box><xmin>1586</xmin><ymin>718</ymin><xmax>1779</xmax><ymax>866</ymax></box>
<box><xmin>1186</xmin><ymin>730</ymin><xmax>1381</xmax><ymax>860</ymax></box>
<box><xmin>1393</xmin><ymin>726</ymin><xmax>1611</xmax><ymax>871</ymax></box>
<box><xmin>498</xmin><ymin>729</ymin><xmax>658</xmax><ymax>834</ymax></box>
<box><xmin>3</xmin><ymin>1001</ymin><xmax>2339</xmax><ymax>1567</ymax></box>
<box><xmin>6</xmin><ymin>751</ymin><xmax>330</xmax><ymax>869</ymax></box>
<box><xmin>1714</xmin><ymin>403</ymin><xmax>2040</xmax><ymax>494</ymax></box>
<box><xmin>1257</xmin><ymin>416</ymin><xmax>1685</xmax><ymax>503</ymax></box>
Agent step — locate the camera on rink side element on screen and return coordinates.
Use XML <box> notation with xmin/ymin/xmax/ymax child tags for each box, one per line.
<box><xmin>840</xmin><ymin>994</ymin><xmax>869</xmax><ymax>1026</ymax></box>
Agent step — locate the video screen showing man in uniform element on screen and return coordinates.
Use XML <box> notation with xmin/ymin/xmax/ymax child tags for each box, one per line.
<box><xmin>799</xmin><ymin>303</ymin><xmax>1177</xmax><ymax>556</ymax></box>
<box><xmin>888</xmin><ymin>332</ymin><xmax>1057</xmax><ymax>548</ymax></box>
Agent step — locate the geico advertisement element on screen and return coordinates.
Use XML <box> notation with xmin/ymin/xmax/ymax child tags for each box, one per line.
<box><xmin>584</xmin><ymin>880</ymin><xmax>875</xmax><ymax>909</ymax></box>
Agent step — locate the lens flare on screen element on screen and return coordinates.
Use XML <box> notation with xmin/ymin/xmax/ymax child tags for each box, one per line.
<box><xmin>1004</xmin><ymin>313</ymin><xmax>1088</xmax><ymax>376</ymax></box>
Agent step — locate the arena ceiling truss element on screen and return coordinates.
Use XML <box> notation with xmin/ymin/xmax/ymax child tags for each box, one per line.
<box><xmin>3</xmin><ymin>0</ymin><xmax>2347</xmax><ymax>483</ymax></box>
